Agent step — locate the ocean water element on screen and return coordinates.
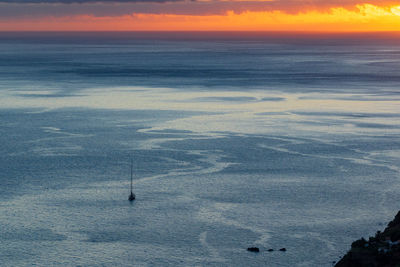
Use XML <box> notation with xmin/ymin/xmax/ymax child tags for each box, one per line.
<box><xmin>1</xmin><ymin>32</ymin><xmax>400</xmax><ymax>266</ymax></box>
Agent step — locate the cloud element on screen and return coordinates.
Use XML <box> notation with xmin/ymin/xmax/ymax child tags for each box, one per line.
<box><xmin>0</xmin><ymin>0</ymin><xmax>397</xmax><ymax>10</ymax></box>
<box><xmin>0</xmin><ymin>0</ymin><xmax>399</xmax><ymax>31</ymax></box>
<box><xmin>0</xmin><ymin>0</ymin><xmax>182</xmax><ymax>2</ymax></box>
<box><xmin>0</xmin><ymin>0</ymin><xmax>397</xmax><ymax>19</ymax></box>
<box><xmin>3</xmin><ymin>4</ymin><xmax>400</xmax><ymax>32</ymax></box>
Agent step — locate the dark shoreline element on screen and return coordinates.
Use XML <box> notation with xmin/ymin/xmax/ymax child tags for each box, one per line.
<box><xmin>335</xmin><ymin>211</ymin><xmax>400</xmax><ymax>267</ymax></box>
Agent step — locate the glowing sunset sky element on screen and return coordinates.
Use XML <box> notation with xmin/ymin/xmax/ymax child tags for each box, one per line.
<box><xmin>1</xmin><ymin>0</ymin><xmax>400</xmax><ymax>31</ymax></box>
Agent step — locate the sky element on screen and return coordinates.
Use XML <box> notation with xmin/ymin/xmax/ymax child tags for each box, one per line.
<box><xmin>1</xmin><ymin>0</ymin><xmax>400</xmax><ymax>31</ymax></box>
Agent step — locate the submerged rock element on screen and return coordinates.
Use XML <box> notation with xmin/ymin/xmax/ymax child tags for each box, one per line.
<box><xmin>247</xmin><ymin>247</ymin><xmax>260</xmax><ymax>252</ymax></box>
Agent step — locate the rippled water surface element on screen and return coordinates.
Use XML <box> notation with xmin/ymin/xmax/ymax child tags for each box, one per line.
<box><xmin>1</xmin><ymin>32</ymin><xmax>400</xmax><ymax>266</ymax></box>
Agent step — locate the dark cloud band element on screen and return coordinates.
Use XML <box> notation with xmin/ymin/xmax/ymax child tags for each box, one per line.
<box><xmin>0</xmin><ymin>0</ymin><xmax>182</xmax><ymax>2</ymax></box>
<box><xmin>0</xmin><ymin>0</ymin><xmax>394</xmax><ymax>4</ymax></box>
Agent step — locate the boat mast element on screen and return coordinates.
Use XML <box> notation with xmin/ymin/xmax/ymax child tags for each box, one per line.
<box><xmin>130</xmin><ymin>158</ymin><xmax>133</xmax><ymax>194</ymax></box>
<box><xmin>128</xmin><ymin>158</ymin><xmax>135</xmax><ymax>201</ymax></box>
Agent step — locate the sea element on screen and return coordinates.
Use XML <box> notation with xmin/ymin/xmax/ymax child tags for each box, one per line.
<box><xmin>1</xmin><ymin>32</ymin><xmax>400</xmax><ymax>266</ymax></box>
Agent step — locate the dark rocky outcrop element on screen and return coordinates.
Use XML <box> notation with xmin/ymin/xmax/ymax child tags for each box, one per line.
<box><xmin>335</xmin><ymin>211</ymin><xmax>400</xmax><ymax>267</ymax></box>
<box><xmin>247</xmin><ymin>247</ymin><xmax>260</xmax><ymax>252</ymax></box>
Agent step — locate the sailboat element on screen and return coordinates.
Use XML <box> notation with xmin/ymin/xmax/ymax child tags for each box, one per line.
<box><xmin>128</xmin><ymin>159</ymin><xmax>136</xmax><ymax>201</ymax></box>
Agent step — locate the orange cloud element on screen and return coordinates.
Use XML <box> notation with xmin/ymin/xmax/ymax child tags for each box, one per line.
<box><xmin>1</xmin><ymin>3</ymin><xmax>400</xmax><ymax>31</ymax></box>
